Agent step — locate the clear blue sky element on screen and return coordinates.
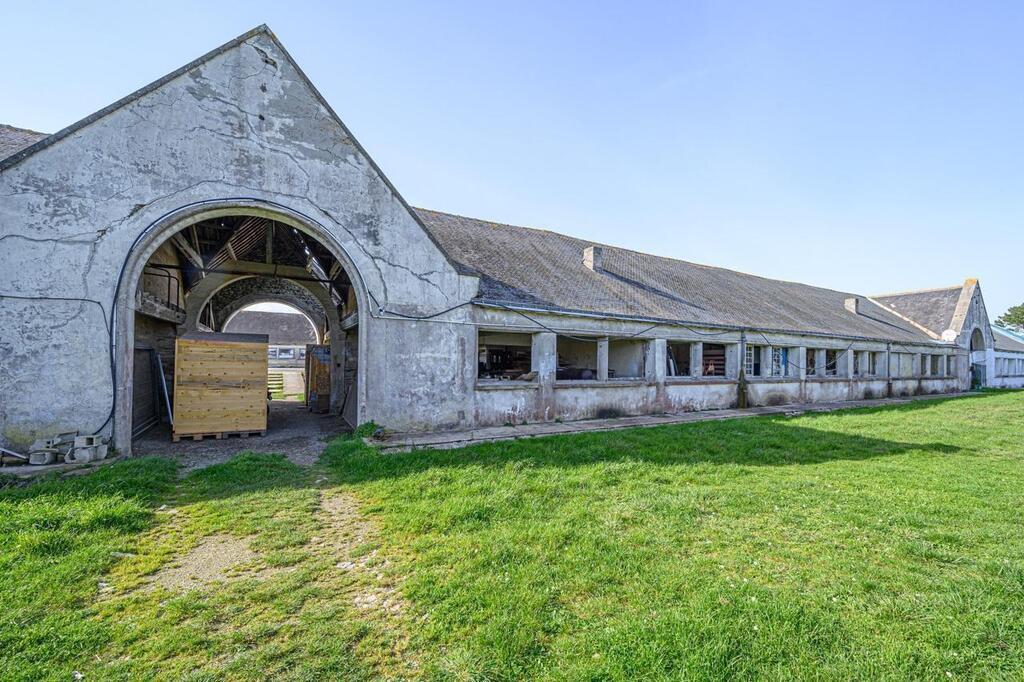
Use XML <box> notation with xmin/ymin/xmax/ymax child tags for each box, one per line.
<box><xmin>5</xmin><ymin>1</ymin><xmax>1022</xmax><ymax>321</ymax></box>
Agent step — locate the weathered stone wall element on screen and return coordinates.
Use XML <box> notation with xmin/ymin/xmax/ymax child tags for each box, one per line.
<box><xmin>210</xmin><ymin>276</ymin><xmax>327</xmax><ymax>335</ymax></box>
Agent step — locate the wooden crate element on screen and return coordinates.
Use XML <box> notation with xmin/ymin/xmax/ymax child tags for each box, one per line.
<box><xmin>172</xmin><ymin>332</ymin><xmax>269</xmax><ymax>440</ymax></box>
<box><xmin>305</xmin><ymin>344</ymin><xmax>331</xmax><ymax>413</ymax></box>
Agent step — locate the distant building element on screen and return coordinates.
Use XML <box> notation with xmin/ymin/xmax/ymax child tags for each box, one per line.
<box><xmin>224</xmin><ymin>310</ymin><xmax>318</xmax><ymax>367</ymax></box>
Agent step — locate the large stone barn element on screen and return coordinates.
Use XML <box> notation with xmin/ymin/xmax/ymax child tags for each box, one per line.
<box><xmin>1</xmin><ymin>26</ymin><xmax>1021</xmax><ymax>454</ymax></box>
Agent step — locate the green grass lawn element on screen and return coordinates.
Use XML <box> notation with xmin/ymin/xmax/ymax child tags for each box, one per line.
<box><xmin>2</xmin><ymin>392</ymin><xmax>1023</xmax><ymax>680</ymax></box>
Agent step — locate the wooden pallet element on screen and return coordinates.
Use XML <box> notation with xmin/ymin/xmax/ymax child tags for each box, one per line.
<box><xmin>172</xmin><ymin>430</ymin><xmax>266</xmax><ymax>443</ymax></box>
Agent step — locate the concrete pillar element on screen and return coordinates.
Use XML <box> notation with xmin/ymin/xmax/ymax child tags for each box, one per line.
<box><xmin>648</xmin><ymin>339</ymin><xmax>666</xmax><ymax>384</ymax></box>
<box><xmin>858</xmin><ymin>350</ymin><xmax>871</xmax><ymax>377</ymax></box>
<box><xmin>985</xmin><ymin>348</ymin><xmax>996</xmax><ymax>386</ymax></box>
<box><xmin>939</xmin><ymin>354</ymin><xmax>947</xmax><ymax>377</ymax></box>
<box><xmin>532</xmin><ymin>332</ymin><xmax>557</xmax><ymax>421</ymax></box>
<box><xmin>814</xmin><ymin>348</ymin><xmax>827</xmax><ymax>376</ymax></box>
<box><xmin>597</xmin><ymin>337</ymin><xmax>609</xmax><ymax>381</ymax></box>
<box><xmin>650</xmin><ymin>339</ymin><xmax>667</xmax><ymax>410</ymax></box>
<box><xmin>725</xmin><ymin>343</ymin><xmax>740</xmax><ymax>379</ymax></box>
<box><xmin>690</xmin><ymin>342</ymin><xmax>703</xmax><ymax>378</ymax></box>
<box><xmin>844</xmin><ymin>349</ymin><xmax>855</xmax><ymax>378</ymax></box>
<box><xmin>760</xmin><ymin>346</ymin><xmax>772</xmax><ymax>377</ymax></box>
<box><xmin>797</xmin><ymin>347</ymin><xmax>807</xmax><ymax>380</ymax></box>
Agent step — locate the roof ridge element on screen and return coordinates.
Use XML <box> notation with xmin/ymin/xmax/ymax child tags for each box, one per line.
<box><xmin>0</xmin><ymin>123</ymin><xmax>48</xmax><ymax>136</ymax></box>
<box><xmin>872</xmin><ymin>284</ymin><xmax>964</xmax><ymax>298</ymax></box>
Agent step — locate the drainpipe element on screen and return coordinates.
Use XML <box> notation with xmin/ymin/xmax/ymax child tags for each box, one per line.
<box><xmin>737</xmin><ymin>331</ymin><xmax>748</xmax><ymax>409</ymax></box>
<box><xmin>885</xmin><ymin>342</ymin><xmax>893</xmax><ymax>398</ymax></box>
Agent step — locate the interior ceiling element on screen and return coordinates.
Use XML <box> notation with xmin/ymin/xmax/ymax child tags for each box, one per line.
<box><xmin>162</xmin><ymin>216</ymin><xmax>351</xmax><ymax>309</ymax></box>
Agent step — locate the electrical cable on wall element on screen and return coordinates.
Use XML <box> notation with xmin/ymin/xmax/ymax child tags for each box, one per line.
<box><xmin>3</xmin><ymin>195</ymin><xmax>961</xmax><ymax>446</ymax></box>
<box><xmin>0</xmin><ymin>294</ymin><xmax>116</xmax><ymax>435</ymax></box>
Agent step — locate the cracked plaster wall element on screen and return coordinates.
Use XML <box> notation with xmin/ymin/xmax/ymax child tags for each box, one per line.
<box><xmin>0</xmin><ymin>32</ymin><xmax>479</xmax><ymax>449</ymax></box>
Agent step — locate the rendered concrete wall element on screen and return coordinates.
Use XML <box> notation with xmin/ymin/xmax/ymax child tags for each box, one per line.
<box><xmin>365</xmin><ymin>317</ymin><xmax>476</xmax><ymax>432</ymax></box>
<box><xmin>804</xmin><ymin>379</ymin><xmax>853</xmax><ymax>403</ymax></box>
<box><xmin>0</xmin><ymin>30</ymin><xmax>477</xmax><ymax>450</ymax></box>
<box><xmin>554</xmin><ymin>383</ymin><xmax>658</xmax><ymax>421</ymax></box>
<box><xmin>664</xmin><ymin>381</ymin><xmax>738</xmax><ymax>412</ymax></box>
<box><xmin>988</xmin><ymin>351</ymin><xmax>1024</xmax><ymax>388</ymax></box>
<box><xmin>746</xmin><ymin>380</ymin><xmax>800</xmax><ymax>406</ymax></box>
<box><xmin>474</xmin><ymin>385</ymin><xmax>538</xmax><ymax>426</ymax></box>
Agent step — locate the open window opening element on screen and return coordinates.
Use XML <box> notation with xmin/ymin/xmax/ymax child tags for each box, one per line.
<box><xmin>702</xmin><ymin>343</ymin><xmax>727</xmax><ymax>377</ymax></box>
<box><xmin>666</xmin><ymin>341</ymin><xmax>691</xmax><ymax>377</ymax></box>
<box><xmin>608</xmin><ymin>339</ymin><xmax>646</xmax><ymax>379</ymax></box>
<box><xmin>478</xmin><ymin>331</ymin><xmax>534</xmax><ymax>381</ymax></box>
<box><xmin>825</xmin><ymin>349</ymin><xmax>840</xmax><ymax>376</ymax></box>
<box><xmin>557</xmin><ymin>336</ymin><xmax>598</xmax><ymax>380</ymax></box>
<box><xmin>806</xmin><ymin>348</ymin><xmax>819</xmax><ymax>376</ymax></box>
<box><xmin>223</xmin><ymin>301</ymin><xmax>318</xmax><ymax>401</ymax></box>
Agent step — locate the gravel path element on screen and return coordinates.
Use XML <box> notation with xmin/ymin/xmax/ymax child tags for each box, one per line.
<box><xmin>133</xmin><ymin>401</ymin><xmax>350</xmax><ymax>472</ymax></box>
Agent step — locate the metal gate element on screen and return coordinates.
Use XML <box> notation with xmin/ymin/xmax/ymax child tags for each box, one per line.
<box><xmin>133</xmin><ymin>347</ymin><xmax>172</xmax><ymax>437</ymax></box>
<box><xmin>133</xmin><ymin>348</ymin><xmax>158</xmax><ymax>437</ymax></box>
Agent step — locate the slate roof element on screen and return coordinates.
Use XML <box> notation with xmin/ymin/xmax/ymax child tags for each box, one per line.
<box><xmin>871</xmin><ymin>286</ymin><xmax>963</xmax><ymax>337</ymax></box>
<box><xmin>415</xmin><ymin>209</ymin><xmax>940</xmax><ymax>343</ymax></box>
<box><xmin>224</xmin><ymin>311</ymin><xmax>317</xmax><ymax>345</ymax></box>
<box><xmin>994</xmin><ymin>327</ymin><xmax>1024</xmax><ymax>353</ymax></box>
<box><xmin>0</xmin><ymin>124</ymin><xmax>48</xmax><ymax>161</ymax></box>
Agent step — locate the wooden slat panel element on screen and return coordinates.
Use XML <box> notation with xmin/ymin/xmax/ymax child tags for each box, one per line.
<box><xmin>173</xmin><ymin>335</ymin><xmax>268</xmax><ymax>437</ymax></box>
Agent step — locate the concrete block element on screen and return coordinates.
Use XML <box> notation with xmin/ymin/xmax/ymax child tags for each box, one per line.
<box><xmin>29</xmin><ymin>449</ymin><xmax>58</xmax><ymax>465</ymax></box>
<box><xmin>66</xmin><ymin>436</ymin><xmax>109</xmax><ymax>463</ymax></box>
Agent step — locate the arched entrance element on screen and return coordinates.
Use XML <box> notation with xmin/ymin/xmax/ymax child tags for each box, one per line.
<box><xmin>969</xmin><ymin>327</ymin><xmax>987</xmax><ymax>388</ymax></box>
<box><xmin>114</xmin><ymin>200</ymin><xmax>369</xmax><ymax>452</ymax></box>
<box><xmin>222</xmin><ymin>302</ymin><xmax>322</xmax><ymax>345</ymax></box>
<box><xmin>223</xmin><ymin>301</ymin><xmax>318</xmax><ymax>405</ymax></box>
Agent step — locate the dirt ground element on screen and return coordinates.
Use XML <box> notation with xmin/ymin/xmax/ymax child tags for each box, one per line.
<box><xmin>133</xmin><ymin>400</ymin><xmax>350</xmax><ymax>472</ymax></box>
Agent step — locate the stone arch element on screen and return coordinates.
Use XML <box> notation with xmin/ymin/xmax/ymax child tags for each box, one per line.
<box><xmin>209</xmin><ymin>277</ymin><xmax>327</xmax><ymax>341</ymax></box>
<box><xmin>970</xmin><ymin>327</ymin><xmax>986</xmax><ymax>352</ymax></box>
<box><xmin>220</xmin><ymin>299</ymin><xmax>322</xmax><ymax>343</ymax></box>
<box><xmin>115</xmin><ymin>199</ymin><xmax>371</xmax><ymax>452</ymax></box>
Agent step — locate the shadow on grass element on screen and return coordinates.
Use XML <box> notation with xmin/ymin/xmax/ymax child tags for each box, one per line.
<box><xmin>5</xmin><ymin>391</ymin><xmax>996</xmax><ymax>508</ymax></box>
<box><xmin>321</xmin><ymin>410</ymin><xmax>965</xmax><ymax>486</ymax></box>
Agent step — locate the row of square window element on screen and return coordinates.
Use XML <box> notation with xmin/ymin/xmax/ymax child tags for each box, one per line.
<box><xmin>995</xmin><ymin>357</ymin><xmax>1024</xmax><ymax>376</ymax></box>
<box><xmin>477</xmin><ymin>331</ymin><xmax>958</xmax><ymax>382</ymax></box>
